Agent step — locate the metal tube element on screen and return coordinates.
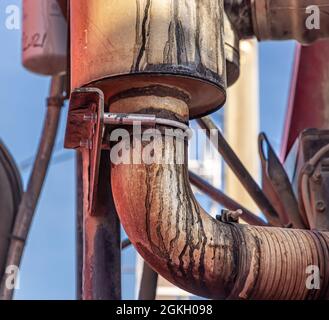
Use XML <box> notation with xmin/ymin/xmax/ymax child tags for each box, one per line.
<box><xmin>189</xmin><ymin>171</ymin><xmax>268</xmax><ymax>226</ymax></box>
<box><xmin>138</xmin><ymin>262</ymin><xmax>158</xmax><ymax>300</ymax></box>
<box><xmin>110</xmin><ymin>94</ymin><xmax>329</xmax><ymax>300</ymax></box>
<box><xmin>75</xmin><ymin>151</ymin><xmax>83</xmax><ymax>300</ymax></box>
<box><xmin>197</xmin><ymin>116</ymin><xmax>282</xmax><ymax>226</ymax></box>
<box><xmin>0</xmin><ymin>74</ymin><xmax>66</xmax><ymax>300</ymax></box>
<box><xmin>225</xmin><ymin>0</ymin><xmax>329</xmax><ymax>44</ymax></box>
<box><xmin>82</xmin><ymin>150</ymin><xmax>121</xmax><ymax>300</ymax></box>
<box><xmin>251</xmin><ymin>0</ymin><xmax>329</xmax><ymax>44</ymax></box>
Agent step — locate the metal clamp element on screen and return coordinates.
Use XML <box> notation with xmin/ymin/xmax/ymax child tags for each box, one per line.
<box><xmin>64</xmin><ymin>87</ymin><xmax>191</xmax><ymax>215</ymax></box>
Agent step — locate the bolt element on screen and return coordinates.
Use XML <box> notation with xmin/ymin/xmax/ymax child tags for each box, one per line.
<box><xmin>218</xmin><ymin>209</ymin><xmax>243</xmax><ymax>223</ymax></box>
<box><xmin>316</xmin><ymin>201</ymin><xmax>326</xmax><ymax>213</ymax></box>
<box><xmin>312</xmin><ymin>171</ymin><xmax>322</xmax><ymax>183</ymax></box>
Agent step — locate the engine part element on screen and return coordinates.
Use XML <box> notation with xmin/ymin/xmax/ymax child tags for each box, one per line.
<box><xmin>22</xmin><ymin>0</ymin><xmax>67</xmax><ymax>75</ymax></box>
<box><xmin>109</xmin><ymin>96</ymin><xmax>329</xmax><ymax>300</ymax></box>
<box><xmin>297</xmin><ymin>129</ymin><xmax>329</xmax><ymax>231</ymax></box>
<box><xmin>70</xmin><ymin>0</ymin><xmax>227</xmax><ymax>119</ymax></box>
<box><xmin>63</xmin><ymin>83</ymin><xmax>329</xmax><ymax>300</ymax></box>
<box><xmin>65</xmin><ymin>88</ymin><xmax>265</xmax><ymax>227</ymax></box>
<box><xmin>65</xmin><ymin>0</ymin><xmax>329</xmax><ymax>300</ymax></box>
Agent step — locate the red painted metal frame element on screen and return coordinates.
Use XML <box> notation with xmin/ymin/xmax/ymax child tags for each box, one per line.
<box><xmin>281</xmin><ymin>40</ymin><xmax>329</xmax><ymax>161</ymax></box>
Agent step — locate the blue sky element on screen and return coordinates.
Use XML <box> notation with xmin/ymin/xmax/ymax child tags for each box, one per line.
<box><xmin>0</xmin><ymin>0</ymin><xmax>295</xmax><ymax>300</ymax></box>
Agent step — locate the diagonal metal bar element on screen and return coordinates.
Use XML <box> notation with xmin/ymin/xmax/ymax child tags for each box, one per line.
<box><xmin>189</xmin><ymin>171</ymin><xmax>268</xmax><ymax>226</ymax></box>
<box><xmin>197</xmin><ymin>116</ymin><xmax>282</xmax><ymax>226</ymax></box>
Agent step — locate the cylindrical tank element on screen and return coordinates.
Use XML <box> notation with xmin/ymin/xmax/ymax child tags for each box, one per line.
<box><xmin>22</xmin><ymin>0</ymin><xmax>67</xmax><ymax>75</ymax></box>
<box><xmin>70</xmin><ymin>0</ymin><xmax>227</xmax><ymax>119</ymax></box>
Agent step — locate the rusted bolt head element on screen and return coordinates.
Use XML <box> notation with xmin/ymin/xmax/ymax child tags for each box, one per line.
<box><xmin>316</xmin><ymin>201</ymin><xmax>326</xmax><ymax>213</ymax></box>
<box><xmin>312</xmin><ymin>172</ymin><xmax>322</xmax><ymax>183</ymax></box>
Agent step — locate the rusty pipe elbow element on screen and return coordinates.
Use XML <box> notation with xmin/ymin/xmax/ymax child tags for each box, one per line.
<box><xmin>110</xmin><ymin>94</ymin><xmax>329</xmax><ymax>300</ymax></box>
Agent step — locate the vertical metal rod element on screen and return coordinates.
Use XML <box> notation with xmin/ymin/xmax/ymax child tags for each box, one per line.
<box><xmin>0</xmin><ymin>74</ymin><xmax>66</xmax><ymax>300</ymax></box>
<box><xmin>82</xmin><ymin>150</ymin><xmax>121</xmax><ymax>300</ymax></box>
<box><xmin>138</xmin><ymin>262</ymin><xmax>158</xmax><ymax>300</ymax></box>
<box><xmin>75</xmin><ymin>151</ymin><xmax>83</xmax><ymax>300</ymax></box>
<box><xmin>197</xmin><ymin>116</ymin><xmax>282</xmax><ymax>227</ymax></box>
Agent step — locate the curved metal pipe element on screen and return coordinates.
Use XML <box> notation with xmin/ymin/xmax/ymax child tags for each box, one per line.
<box><xmin>110</xmin><ymin>95</ymin><xmax>329</xmax><ymax>300</ymax></box>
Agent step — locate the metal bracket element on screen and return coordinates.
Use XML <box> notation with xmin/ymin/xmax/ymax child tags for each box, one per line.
<box><xmin>64</xmin><ymin>87</ymin><xmax>104</xmax><ymax>216</ymax></box>
<box><xmin>64</xmin><ymin>87</ymin><xmax>192</xmax><ymax>215</ymax></box>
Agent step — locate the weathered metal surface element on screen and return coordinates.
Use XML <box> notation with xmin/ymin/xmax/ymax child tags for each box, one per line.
<box><xmin>224</xmin><ymin>0</ymin><xmax>254</xmax><ymax>38</ymax></box>
<box><xmin>138</xmin><ymin>262</ymin><xmax>158</xmax><ymax>300</ymax></box>
<box><xmin>189</xmin><ymin>171</ymin><xmax>267</xmax><ymax>226</ymax></box>
<box><xmin>251</xmin><ymin>0</ymin><xmax>329</xmax><ymax>43</ymax></box>
<box><xmin>0</xmin><ymin>74</ymin><xmax>66</xmax><ymax>300</ymax></box>
<box><xmin>224</xmin><ymin>12</ymin><xmax>240</xmax><ymax>87</ymax></box>
<box><xmin>296</xmin><ymin>129</ymin><xmax>329</xmax><ymax>231</ymax></box>
<box><xmin>0</xmin><ymin>141</ymin><xmax>22</xmax><ymax>282</ymax></box>
<box><xmin>62</xmin><ymin>90</ymin><xmax>115</xmax><ymax>302</ymax></box>
<box><xmin>110</xmin><ymin>93</ymin><xmax>329</xmax><ymax>300</ymax></box>
<box><xmin>82</xmin><ymin>150</ymin><xmax>121</xmax><ymax>300</ymax></box>
<box><xmin>225</xmin><ymin>0</ymin><xmax>329</xmax><ymax>43</ymax></box>
<box><xmin>197</xmin><ymin>116</ymin><xmax>282</xmax><ymax>227</ymax></box>
<box><xmin>258</xmin><ymin>133</ymin><xmax>305</xmax><ymax>229</ymax></box>
<box><xmin>281</xmin><ymin>41</ymin><xmax>329</xmax><ymax>161</ymax></box>
<box><xmin>65</xmin><ymin>88</ymin><xmax>104</xmax><ymax>216</ymax></box>
<box><xmin>70</xmin><ymin>0</ymin><xmax>227</xmax><ymax>119</ymax></box>
<box><xmin>76</xmin><ymin>151</ymin><xmax>83</xmax><ymax>300</ymax></box>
